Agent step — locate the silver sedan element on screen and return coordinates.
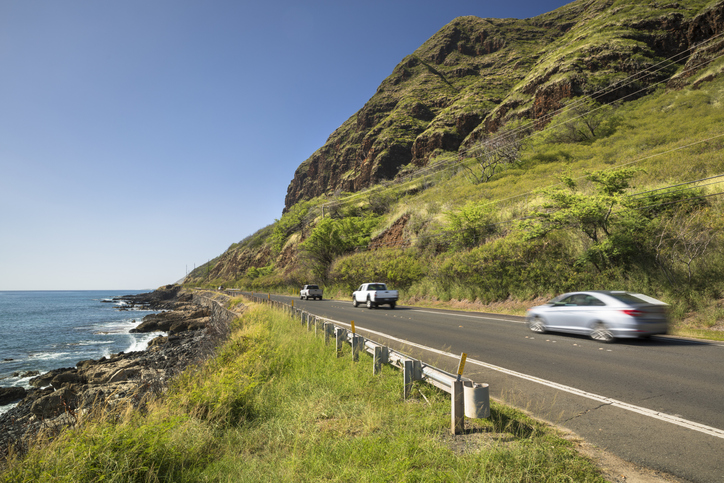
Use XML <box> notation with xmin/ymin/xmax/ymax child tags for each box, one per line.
<box><xmin>526</xmin><ymin>291</ymin><xmax>669</xmax><ymax>342</ymax></box>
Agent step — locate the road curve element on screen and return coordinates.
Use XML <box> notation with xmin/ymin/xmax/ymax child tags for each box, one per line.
<box><xmin>247</xmin><ymin>292</ymin><xmax>724</xmax><ymax>482</ymax></box>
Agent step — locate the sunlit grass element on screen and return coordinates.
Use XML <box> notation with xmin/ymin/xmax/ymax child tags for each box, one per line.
<box><xmin>2</xmin><ymin>304</ymin><xmax>606</xmax><ymax>482</ymax></box>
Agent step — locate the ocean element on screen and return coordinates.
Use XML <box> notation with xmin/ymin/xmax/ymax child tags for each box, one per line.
<box><xmin>0</xmin><ymin>290</ymin><xmax>160</xmax><ymax>415</ymax></box>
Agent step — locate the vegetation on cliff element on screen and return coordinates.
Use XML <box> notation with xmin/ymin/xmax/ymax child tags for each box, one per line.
<box><xmin>186</xmin><ymin>0</ymin><xmax>724</xmax><ymax>338</ymax></box>
<box><xmin>283</xmin><ymin>0</ymin><xmax>722</xmax><ymax>209</ymax></box>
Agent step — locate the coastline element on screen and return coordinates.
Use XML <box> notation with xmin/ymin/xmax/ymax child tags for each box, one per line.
<box><xmin>0</xmin><ymin>285</ymin><xmax>236</xmax><ymax>461</ymax></box>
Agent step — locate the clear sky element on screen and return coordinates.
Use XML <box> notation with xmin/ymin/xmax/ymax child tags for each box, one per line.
<box><xmin>0</xmin><ymin>0</ymin><xmax>571</xmax><ymax>290</ymax></box>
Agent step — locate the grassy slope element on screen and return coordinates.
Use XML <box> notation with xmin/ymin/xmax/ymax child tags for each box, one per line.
<box><xmin>1</xmin><ymin>302</ymin><xmax>606</xmax><ymax>482</ymax></box>
<box><xmin>188</xmin><ymin>73</ymin><xmax>724</xmax><ymax>339</ymax></box>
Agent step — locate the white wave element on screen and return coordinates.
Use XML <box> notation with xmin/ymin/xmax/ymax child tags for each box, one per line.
<box><xmin>28</xmin><ymin>351</ymin><xmax>71</xmax><ymax>361</ymax></box>
<box><xmin>73</xmin><ymin>340</ymin><xmax>113</xmax><ymax>346</ymax></box>
<box><xmin>125</xmin><ymin>332</ymin><xmax>165</xmax><ymax>353</ymax></box>
<box><xmin>0</xmin><ymin>403</ymin><xmax>18</xmax><ymax>416</ymax></box>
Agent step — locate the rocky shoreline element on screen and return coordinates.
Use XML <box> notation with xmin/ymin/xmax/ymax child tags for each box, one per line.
<box><xmin>0</xmin><ymin>285</ymin><xmax>236</xmax><ymax>461</ymax></box>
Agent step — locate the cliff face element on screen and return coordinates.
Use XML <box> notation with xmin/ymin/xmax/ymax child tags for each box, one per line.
<box><xmin>284</xmin><ymin>0</ymin><xmax>724</xmax><ymax>211</ymax></box>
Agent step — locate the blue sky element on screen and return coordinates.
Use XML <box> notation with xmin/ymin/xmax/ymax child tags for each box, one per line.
<box><xmin>0</xmin><ymin>0</ymin><xmax>571</xmax><ymax>290</ymax></box>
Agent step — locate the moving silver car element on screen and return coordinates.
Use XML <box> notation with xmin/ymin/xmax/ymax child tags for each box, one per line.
<box><xmin>526</xmin><ymin>291</ymin><xmax>669</xmax><ymax>342</ymax></box>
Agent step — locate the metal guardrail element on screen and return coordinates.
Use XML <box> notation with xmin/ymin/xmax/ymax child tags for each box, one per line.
<box><xmin>239</xmin><ymin>291</ymin><xmax>490</xmax><ymax>434</ymax></box>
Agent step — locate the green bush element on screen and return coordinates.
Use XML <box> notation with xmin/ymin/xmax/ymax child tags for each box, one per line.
<box><xmin>329</xmin><ymin>248</ymin><xmax>427</xmax><ymax>291</ymax></box>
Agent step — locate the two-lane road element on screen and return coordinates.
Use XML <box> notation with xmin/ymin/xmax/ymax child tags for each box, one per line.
<box><xmin>250</xmin><ymin>293</ymin><xmax>724</xmax><ymax>482</ymax></box>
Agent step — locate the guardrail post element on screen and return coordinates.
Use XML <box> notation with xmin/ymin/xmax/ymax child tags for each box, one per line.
<box><xmin>324</xmin><ymin>322</ymin><xmax>333</xmax><ymax>345</ymax></box>
<box><xmin>352</xmin><ymin>335</ymin><xmax>361</xmax><ymax>362</ymax></box>
<box><xmin>451</xmin><ymin>380</ymin><xmax>465</xmax><ymax>435</ymax></box>
<box><xmin>373</xmin><ymin>346</ymin><xmax>388</xmax><ymax>375</ymax></box>
<box><xmin>335</xmin><ymin>327</ymin><xmax>346</xmax><ymax>357</ymax></box>
<box><xmin>403</xmin><ymin>360</ymin><xmax>415</xmax><ymax>399</ymax></box>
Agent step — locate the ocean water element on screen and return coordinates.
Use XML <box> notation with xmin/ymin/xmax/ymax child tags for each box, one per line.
<box><xmin>0</xmin><ymin>290</ymin><xmax>161</xmax><ymax>415</ymax></box>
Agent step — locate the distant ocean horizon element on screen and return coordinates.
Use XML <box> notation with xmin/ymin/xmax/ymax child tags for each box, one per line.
<box><xmin>0</xmin><ymin>290</ymin><xmax>161</xmax><ymax>415</ymax></box>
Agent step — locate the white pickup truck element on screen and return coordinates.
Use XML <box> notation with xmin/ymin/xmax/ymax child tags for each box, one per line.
<box><xmin>300</xmin><ymin>284</ymin><xmax>323</xmax><ymax>300</ymax></box>
<box><xmin>352</xmin><ymin>283</ymin><xmax>398</xmax><ymax>309</ymax></box>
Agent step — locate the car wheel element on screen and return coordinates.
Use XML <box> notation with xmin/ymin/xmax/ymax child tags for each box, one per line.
<box><xmin>389</xmin><ymin>302</ymin><xmax>396</xmax><ymax>309</ymax></box>
<box><xmin>366</xmin><ymin>298</ymin><xmax>375</xmax><ymax>309</ymax></box>
<box><xmin>318</xmin><ymin>296</ymin><xmax>322</xmax><ymax>301</ymax></box>
<box><xmin>352</xmin><ymin>297</ymin><xmax>358</xmax><ymax>307</ymax></box>
<box><xmin>591</xmin><ymin>322</ymin><xmax>614</xmax><ymax>343</ymax></box>
<box><xmin>300</xmin><ymin>295</ymin><xmax>303</xmax><ymax>300</ymax></box>
<box><xmin>528</xmin><ymin>316</ymin><xmax>546</xmax><ymax>334</ymax></box>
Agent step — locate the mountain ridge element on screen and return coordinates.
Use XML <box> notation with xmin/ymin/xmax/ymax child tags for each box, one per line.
<box><xmin>283</xmin><ymin>0</ymin><xmax>723</xmax><ymax>211</ymax></box>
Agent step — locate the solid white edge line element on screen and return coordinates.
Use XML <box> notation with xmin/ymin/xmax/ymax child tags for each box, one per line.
<box><xmin>341</xmin><ymin>322</ymin><xmax>724</xmax><ymax>440</ymax></box>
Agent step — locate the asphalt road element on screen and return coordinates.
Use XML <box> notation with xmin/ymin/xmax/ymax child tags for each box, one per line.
<box><xmin>247</xmin><ymin>292</ymin><xmax>724</xmax><ymax>482</ymax></box>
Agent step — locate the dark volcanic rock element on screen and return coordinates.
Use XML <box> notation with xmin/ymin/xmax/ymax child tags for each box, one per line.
<box><xmin>0</xmin><ymin>387</ymin><xmax>26</xmax><ymax>405</ymax></box>
<box><xmin>130</xmin><ymin>304</ymin><xmax>210</xmax><ymax>334</ymax></box>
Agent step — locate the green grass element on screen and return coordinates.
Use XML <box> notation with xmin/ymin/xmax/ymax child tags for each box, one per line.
<box><xmin>2</xmin><ymin>303</ymin><xmax>605</xmax><ymax>482</ymax></box>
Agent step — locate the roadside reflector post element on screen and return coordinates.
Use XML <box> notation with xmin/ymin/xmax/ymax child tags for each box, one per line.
<box><xmin>451</xmin><ymin>380</ymin><xmax>465</xmax><ymax>435</ymax></box>
<box><xmin>456</xmin><ymin>353</ymin><xmax>467</xmax><ymax>381</ymax></box>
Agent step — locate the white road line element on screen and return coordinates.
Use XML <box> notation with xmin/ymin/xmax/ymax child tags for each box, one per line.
<box><xmin>343</xmin><ymin>322</ymin><xmax>724</xmax><ymax>440</ymax></box>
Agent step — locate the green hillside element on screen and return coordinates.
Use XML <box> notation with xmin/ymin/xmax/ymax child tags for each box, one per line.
<box><xmin>187</xmin><ymin>0</ymin><xmax>724</xmax><ymax>338</ymax></box>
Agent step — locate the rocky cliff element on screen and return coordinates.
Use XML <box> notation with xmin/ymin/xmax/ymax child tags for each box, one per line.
<box><xmin>284</xmin><ymin>0</ymin><xmax>724</xmax><ymax>211</ymax></box>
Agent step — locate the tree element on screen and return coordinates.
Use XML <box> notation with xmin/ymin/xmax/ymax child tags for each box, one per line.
<box><xmin>651</xmin><ymin>207</ymin><xmax>719</xmax><ymax>286</ymax></box>
<box><xmin>444</xmin><ymin>202</ymin><xmax>496</xmax><ymax>250</ymax></box>
<box><xmin>270</xmin><ymin>200</ymin><xmax>314</xmax><ymax>253</ymax></box>
<box><xmin>300</xmin><ymin>215</ymin><xmax>380</xmax><ymax>280</ymax></box>
<box><xmin>549</xmin><ymin>98</ymin><xmax>621</xmax><ymax>144</ymax></box>
<box><xmin>461</xmin><ymin>121</ymin><xmax>531</xmax><ymax>184</ymax></box>
<box><xmin>523</xmin><ymin>167</ymin><xmax>642</xmax><ymax>271</ymax></box>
